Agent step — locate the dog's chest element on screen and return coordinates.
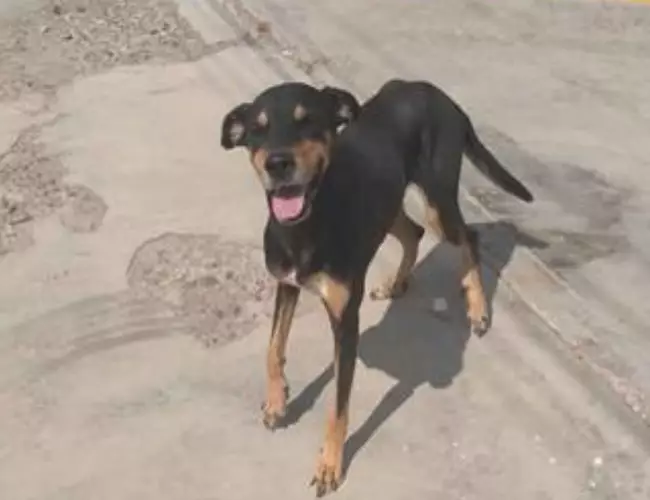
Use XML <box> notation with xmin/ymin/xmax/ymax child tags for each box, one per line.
<box><xmin>271</xmin><ymin>257</ymin><xmax>314</xmax><ymax>288</ymax></box>
<box><xmin>277</xmin><ymin>268</ymin><xmax>300</xmax><ymax>287</ymax></box>
<box><xmin>265</xmin><ymin>224</ymin><xmax>328</xmax><ymax>291</ymax></box>
<box><xmin>269</xmin><ymin>247</ymin><xmax>321</xmax><ymax>292</ymax></box>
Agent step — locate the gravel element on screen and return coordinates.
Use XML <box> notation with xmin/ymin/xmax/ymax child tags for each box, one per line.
<box><xmin>0</xmin><ymin>124</ymin><xmax>65</xmax><ymax>255</ymax></box>
<box><xmin>0</xmin><ymin>0</ymin><xmax>212</xmax><ymax>101</ymax></box>
<box><xmin>126</xmin><ymin>233</ymin><xmax>276</xmax><ymax>347</ymax></box>
<box><xmin>0</xmin><ymin>0</ymin><xmax>214</xmax><ymax>256</ymax></box>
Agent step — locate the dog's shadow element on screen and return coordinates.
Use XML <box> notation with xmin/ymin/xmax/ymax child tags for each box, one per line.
<box><xmin>281</xmin><ymin>220</ymin><xmax>546</xmax><ymax>470</ymax></box>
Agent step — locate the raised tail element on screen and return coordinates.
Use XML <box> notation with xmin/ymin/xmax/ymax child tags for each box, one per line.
<box><xmin>464</xmin><ymin>122</ymin><xmax>533</xmax><ymax>203</ymax></box>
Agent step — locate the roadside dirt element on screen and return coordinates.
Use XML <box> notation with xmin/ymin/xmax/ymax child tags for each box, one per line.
<box><xmin>0</xmin><ymin>0</ymin><xmax>211</xmax><ymax>101</ymax></box>
<box><xmin>126</xmin><ymin>233</ymin><xmax>276</xmax><ymax>347</ymax></box>
<box><xmin>0</xmin><ymin>124</ymin><xmax>66</xmax><ymax>255</ymax></box>
<box><xmin>0</xmin><ymin>0</ymin><xmax>214</xmax><ymax>256</ymax></box>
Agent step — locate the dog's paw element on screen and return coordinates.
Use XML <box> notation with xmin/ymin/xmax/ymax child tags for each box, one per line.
<box><xmin>261</xmin><ymin>384</ymin><xmax>289</xmax><ymax>430</ymax></box>
<box><xmin>310</xmin><ymin>451</ymin><xmax>343</xmax><ymax>497</ymax></box>
<box><xmin>461</xmin><ymin>286</ymin><xmax>489</xmax><ymax>337</ymax></box>
<box><xmin>470</xmin><ymin>314</ymin><xmax>490</xmax><ymax>337</ymax></box>
<box><xmin>369</xmin><ymin>279</ymin><xmax>408</xmax><ymax>301</ymax></box>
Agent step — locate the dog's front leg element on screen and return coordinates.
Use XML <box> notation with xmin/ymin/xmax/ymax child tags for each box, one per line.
<box><xmin>307</xmin><ymin>274</ymin><xmax>362</xmax><ymax>496</ymax></box>
<box><xmin>262</xmin><ymin>282</ymin><xmax>300</xmax><ymax>430</ymax></box>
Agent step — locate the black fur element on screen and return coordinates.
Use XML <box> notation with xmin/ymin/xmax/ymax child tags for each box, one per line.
<box><xmin>220</xmin><ymin>78</ymin><xmax>532</xmax><ymax>495</ymax></box>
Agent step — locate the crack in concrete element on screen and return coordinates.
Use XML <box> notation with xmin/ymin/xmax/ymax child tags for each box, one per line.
<box><xmin>207</xmin><ymin>0</ymin><xmax>331</xmax><ymax>77</ymax></box>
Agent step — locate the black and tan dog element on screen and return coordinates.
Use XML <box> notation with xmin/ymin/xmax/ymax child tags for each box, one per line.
<box><xmin>220</xmin><ymin>79</ymin><xmax>533</xmax><ymax>496</ymax></box>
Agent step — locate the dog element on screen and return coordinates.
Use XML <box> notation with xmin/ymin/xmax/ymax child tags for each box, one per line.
<box><xmin>220</xmin><ymin>79</ymin><xmax>533</xmax><ymax>496</ymax></box>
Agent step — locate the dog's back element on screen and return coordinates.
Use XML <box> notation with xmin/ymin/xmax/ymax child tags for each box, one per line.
<box><xmin>354</xmin><ymin>79</ymin><xmax>533</xmax><ymax>203</ymax></box>
<box><xmin>353</xmin><ymin>79</ymin><xmax>466</xmax><ymax>182</ymax></box>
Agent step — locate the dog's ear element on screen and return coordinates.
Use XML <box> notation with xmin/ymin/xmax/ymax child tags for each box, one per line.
<box><xmin>221</xmin><ymin>103</ymin><xmax>251</xmax><ymax>150</ymax></box>
<box><xmin>321</xmin><ymin>86</ymin><xmax>360</xmax><ymax>128</ymax></box>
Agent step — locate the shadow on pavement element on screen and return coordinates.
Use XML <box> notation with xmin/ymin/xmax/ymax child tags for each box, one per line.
<box><xmin>281</xmin><ymin>220</ymin><xmax>547</xmax><ymax>471</ymax></box>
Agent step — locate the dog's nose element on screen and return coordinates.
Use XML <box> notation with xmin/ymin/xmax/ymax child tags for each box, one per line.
<box><xmin>265</xmin><ymin>151</ymin><xmax>293</xmax><ymax>175</ymax></box>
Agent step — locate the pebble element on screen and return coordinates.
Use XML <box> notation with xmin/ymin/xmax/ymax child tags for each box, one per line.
<box><xmin>433</xmin><ymin>297</ymin><xmax>448</xmax><ymax>312</ymax></box>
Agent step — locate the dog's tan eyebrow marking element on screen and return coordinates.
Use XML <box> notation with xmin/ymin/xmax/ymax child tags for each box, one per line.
<box><xmin>293</xmin><ymin>104</ymin><xmax>307</xmax><ymax>121</ymax></box>
<box><xmin>256</xmin><ymin>110</ymin><xmax>269</xmax><ymax>127</ymax></box>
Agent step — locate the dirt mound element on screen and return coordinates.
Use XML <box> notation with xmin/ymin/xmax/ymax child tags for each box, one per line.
<box><xmin>126</xmin><ymin>233</ymin><xmax>276</xmax><ymax>347</ymax></box>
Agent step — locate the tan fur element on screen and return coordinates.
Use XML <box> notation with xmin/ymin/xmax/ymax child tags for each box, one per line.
<box><xmin>293</xmin><ymin>104</ymin><xmax>307</xmax><ymax>121</ymax></box>
<box><xmin>304</xmin><ymin>271</ymin><xmax>350</xmax><ymax>321</ymax></box>
<box><xmin>370</xmin><ymin>208</ymin><xmax>421</xmax><ymax>300</ymax></box>
<box><xmin>291</xmin><ymin>133</ymin><xmax>332</xmax><ymax>178</ymax></box>
<box><xmin>262</xmin><ymin>284</ymin><xmax>299</xmax><ymax>428</ymax></box>
<box><xmin>256</xmin><ymin>110</ymin><xmax>268</xmax><ymax>127</ymax></box>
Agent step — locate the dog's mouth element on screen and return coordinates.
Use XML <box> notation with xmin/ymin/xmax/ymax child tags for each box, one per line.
<box><xmin>270</xmin><ymin>186</ymin><xmax>307</xmax><ymax>222</ymax></box>
<box><xmin>268</xmin><ymin>164</ymin><xmax>323</xmax><ymax>224</ymax></box>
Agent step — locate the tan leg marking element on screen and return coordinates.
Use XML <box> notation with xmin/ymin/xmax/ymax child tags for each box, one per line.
<box><xmin>262</xmin><ymin>283</ymin><xmax>300</xmax><ymax>429</ymax></box>
<box><xmin>423</xmin><ymin>200</ymin><xmax>445</xmax><ymax>240</ymax></box>
<box><xmin>370</xmin><ymin>209</ymin><xmax>421</xmax><ymax>300</ymax></box>
<box><xmin>312</xmin><ymin>385</ymin><xmax>349</xmax><ymax>496</ymax></box>
<box><xmin>424</xmin><ymin>201</ymin><xmax>489</xmax><ymax>336</ymax></box>
<box><xmin>306</xmin><ymin>272</ymin><xmax>354</xmax><ymax>496</ymax></box>
<box><xmin>304</xmin><ymin>272</ymin><xmax>351</xmax><ymax>322</ymax></box>
<box><xmin>460</xmin><ymin>230</ymin><xmax>489</xmax><ymax>336</ymax></box>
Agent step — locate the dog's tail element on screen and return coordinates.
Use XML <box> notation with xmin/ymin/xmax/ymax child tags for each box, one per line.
<box><xmin>465</xmin><ymin>122</ymin><xmax>533</xmax><ymax>203</ymax></box>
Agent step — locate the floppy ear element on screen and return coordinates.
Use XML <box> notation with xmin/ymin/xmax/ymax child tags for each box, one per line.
<box><xmin>221</xmin><ymin>103</ymin><xmax>251</xmax><ymax>150</ymax></box>
<box><xmin>321</xmin><ymin>86</ymin><xmax>360</xmax><ymax>128</ymax></box>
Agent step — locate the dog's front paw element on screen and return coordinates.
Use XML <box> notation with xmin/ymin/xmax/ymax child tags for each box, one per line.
<box><xmin>261</xmin><ymin>382</ymin><xmax>289</xmax><ymax>430</ymax></box>
<box><xmin>310</xmin><ymin>449</ymin><xmax>343</xmax><ymax>497</ymax></box>
<box><xmin>369</xmin><ymin>279</ymin><xmax>409</xmax><ymax>301</ymax></box>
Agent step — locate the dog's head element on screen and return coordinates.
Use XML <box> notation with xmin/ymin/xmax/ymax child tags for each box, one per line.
<box><xmin>221</xmin><ymin>82</ymin><xmax>360</xmax><ymax>225</ymax></box>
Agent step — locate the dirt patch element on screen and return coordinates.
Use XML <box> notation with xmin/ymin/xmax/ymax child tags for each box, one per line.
<box><xmin>0</xmin><ymin>124</ymin><xmax>108</xmax><ymax>255</ymax></box>
<box><xmin>0</xmin><ymin>124</ymin><xmax>64</xmax><ymax>255</ymax></box>
<box><xmin>58</xmin><ymin>184</ymin><xmax>108</xmax><ymax>233</ymax></box>
<box><xmin>0</xmin><ymin>0</ymin><xmax>212</xmax><ymax>101</ymax></box>
<box><xmin>126</xmin><ymin>233</ymin><xmax>276</xmax><ymax>347</ymax></box>
<box><xmin>0</xmin><ymin>0</ymin><xmax>209</xmax><ymax>254</ymax></box>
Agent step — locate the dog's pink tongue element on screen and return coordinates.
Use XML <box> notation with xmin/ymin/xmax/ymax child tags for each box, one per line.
<box><xmin>271</xmin><ymin>195</ymin><xmax>305</xmax><ymax>221</ymax></box>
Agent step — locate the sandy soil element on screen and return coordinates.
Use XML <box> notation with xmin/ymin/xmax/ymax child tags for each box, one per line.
<box><xmin>0</xmin><ymin>0</ymin><xmax>214</xmax><ymax>256</ymax></box>
<box><xmin>0</xmin><ymin>0</ymin><xmax>211</xmax><ymax>101</ymax></box>
<box><xmin>127</xmin><ymin>233</ymin><xmax>276</xmax><ymax>346</ymax></box>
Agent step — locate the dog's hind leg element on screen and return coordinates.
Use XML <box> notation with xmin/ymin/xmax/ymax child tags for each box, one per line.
<box><xmin>370</xmin><ymin>208</ymin><xmax>424</xmax><ymax>300</ymax></box>
<box><xmin>458</xmin><ymin>225</ymin><xmax>489</xmax><ymax>336</ymax></box>
<box><xmin>417</xmin><ymin>123</ymin><xmax>490</xmax><ymax>336</ymax></box>
<box><xmin>423</xmin><ymin>199</ymin><xmax>489</xmax><ymax>336</ymax></box>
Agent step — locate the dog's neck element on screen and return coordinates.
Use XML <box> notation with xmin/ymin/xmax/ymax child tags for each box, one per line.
<box><xmin>267</xmin><ymin>214</ymin><xmax>318</xmax><ymax>269</ymax></box>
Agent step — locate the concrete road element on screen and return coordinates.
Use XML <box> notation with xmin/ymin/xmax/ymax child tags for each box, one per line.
<box><xmin>0</xmin><ymin>0</ymin><xmax>41</xmax><ymax>17</ymax></box>
<box><xmin>1</xmin><ymin>0</ymin><xmax>649</xmax><ymax>499</ymax></box>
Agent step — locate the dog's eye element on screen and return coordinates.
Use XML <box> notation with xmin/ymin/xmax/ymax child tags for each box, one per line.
<box><xmin>251</xmin><ymin>122</ymin><xmax>268</xmax><ymax>135</ymax></box>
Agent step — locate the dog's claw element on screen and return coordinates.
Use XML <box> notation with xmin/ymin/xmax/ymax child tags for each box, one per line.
<box><xmin>470</xmin><ymin>315</ymin><xmax>490</xmax><ymax>337</ymax></box>
<box><xmin>261</xmin><ymin>404</ymin><xmax>286</xmax><ymax>430</ymax></box>
<box><xmin>261</xmin><ymin>384</ymin><xmax>289</xmax><ymax>430</ymax></box>
<box><xmin>310</xmin><ymin>454</ymin><xmax>342</xmax><ymax>497</ymax></box>
<box><xmin>310</xmin><ymin>474</ymin><xmax>339</xmax><ymax>497</ymax></box>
